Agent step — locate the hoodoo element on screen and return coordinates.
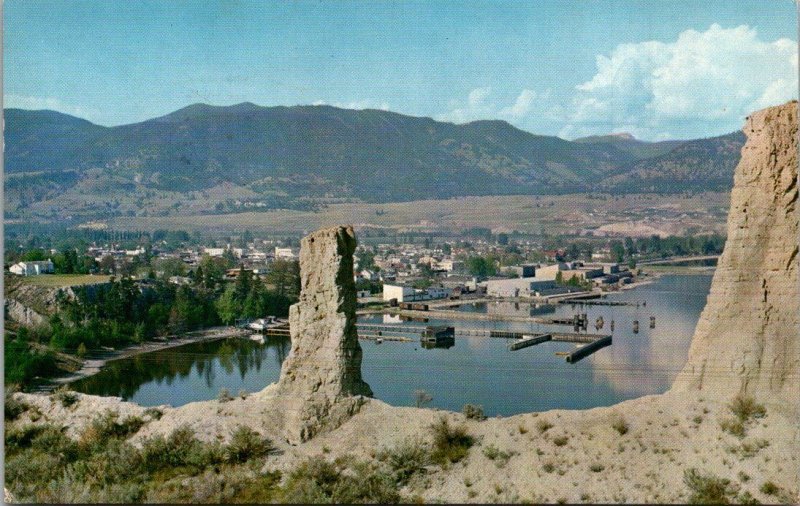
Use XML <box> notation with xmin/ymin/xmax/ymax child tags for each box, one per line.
<box><xmin>672</xmin><ymin>101</ymin><xmax>799</xmax><ymax>403</ymax></box>
<box><xmin>274</xmin><ymin>225</ymin><xmax>373</xmax><ymax>443</ymax></box>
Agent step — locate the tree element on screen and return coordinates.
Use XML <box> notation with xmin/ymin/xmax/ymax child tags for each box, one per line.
<box><xmin>610</xmin><ymin>241</ymin><xmax>626</xmax><ymax>263</ymax></box>
<box><xmin>216</xmin><ymin>285</ymin><xmax>241</xmax><ymax>325</ymax></box>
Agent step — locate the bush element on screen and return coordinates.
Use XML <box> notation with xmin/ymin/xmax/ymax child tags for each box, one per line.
<box><xmin>5</xmin><ymin>387</ymin><xmax>29</xmax><ymax>420</ymax></box>
<box><xmin>143</xmin><ymin>407</ymin><xmax>163</xmax><ymax>420</ymax></box>
<box><xmin>79</xmin><ymin>411</ymin><xmax>145</xmax><ymax>450</ymax></box>
<box><xmin>52</xmin><ymin>386</ymin><xmax>79</xmax><ymax>408</ymax></box>
<box><xmin>759</xmin><ymin>481</ymin><xmax>780</xmax><ymax>496</ymax></box>
<box><xmin>683</xmin><ymin>468</ymin><xmax>739</xmax><ymax>504</ymax></box>
<box><xmin>611</xmin><ymin>415</ymin><xmax>629</xmax><ymax>435</ymax></box>
<box><xmin>429</xmin><ymin>417</ymin><xmax>474</xmax><ymax>465</ymax></box>
<box><xmin>729</xmin><ymin>395</ymin><xmax>766</xmax><ymax>422</ymax></box>
<box><xmin>720</xmin><ymin>418</ymin><xmax>746</xmax><ymax>438</ymax></box>
<box><xmin>552</xmin><ymin>435</ymin><xmax>569</xmax><ymax>447</ymax></box>
<box><xmin>140</xmin><ymin>425</ymin><xmax>224</xmax><ymax>473</ymax></box>
<box><xmin>218</xmin><ymin>388</ymin><xmax>233</xmax><ymax>403</ymax></box>
<box><xmin>376</xmin><ymin>438</ymin><xmax>429</xmax><ymax>485</ymax></box>
<box><xmin>281</xmin><ymin>458</ymin><xmax>401</xmax><ymax>504</ymax></box>
<box><xmin>225</xmin><ymin>426</ymin><xmax>275</xmax><ymax>464</ymax></box>
<box><xmin>537</xmin><ymin>419</ymin><xmax>554</xmax><ymax>433</ymax></box>
<box><xmin>462</xmin><ymin>404</ymin><xmax>486</xmax><ymax>421</ymax></box>
<box><xmin>589</xmin><ymin>463</ymin><xmax>605</xmax><ymax>473</ymax></box>
<box><xmin>483</xmin><ymin>444</ymin><xmax>513</xmax><ymax>467</ymax></box>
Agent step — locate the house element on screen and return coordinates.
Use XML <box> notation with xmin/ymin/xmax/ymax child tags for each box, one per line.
<box><xmin>382</xmin><ymin>283</ymin><xmax>452</xmax><ymax>302</ymax></box>
<box><xmin>9</xmin><ymin>260</ymin><xmax>55</xmax><ymax>276</ymax></box>
<box><xmin>274</xmin><ymin>247</ymin><xmax>296</xmax><ymax>260</ymax></box>
<box><xmin>204</xmin><ymin>247</ymin><xmax>226</xmax><ymax>257</ymax></box>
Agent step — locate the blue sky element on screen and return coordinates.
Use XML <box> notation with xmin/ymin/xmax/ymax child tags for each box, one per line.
<box><xmin>4</xmin><ymin>0</ymin><xmax>798</xmax><ymax>140</ymax></box>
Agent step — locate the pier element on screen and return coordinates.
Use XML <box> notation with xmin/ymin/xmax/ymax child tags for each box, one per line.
<box><xmin>506</xmin><ymin>331</ymin><xmax>612</xmax><ymax>363</ymax></box>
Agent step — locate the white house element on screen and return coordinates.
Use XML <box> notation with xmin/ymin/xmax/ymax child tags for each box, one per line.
<box><xmin>10</xmin><ymin>260</ymin><xmax>55</xmax><ymax>276</ymax></box>
<box><xmin>382</xmin><ymin>283</ymin><xmax>451</xmax><ymax>302</ymax></box>
<box><xmin>274</xmin><ymin>247</ymin><xmax>296</xmax><ymax>260</ymax></box>
<box><xmin>204</xmin><ymin>247</ymin><xmax>226</xmax><ymax>257</ymax></box>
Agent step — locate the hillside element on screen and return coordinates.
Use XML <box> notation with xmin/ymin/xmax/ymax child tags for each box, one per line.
<box><xmin>4</xmin><ymin>104</ymin><xmax>745</xmax><ymax>220</ymax></box>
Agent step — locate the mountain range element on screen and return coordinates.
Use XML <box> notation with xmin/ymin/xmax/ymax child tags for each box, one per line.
<box><xmin>4</xmin><ymin>103</ymin><xmax>744</xmax><ymax>219</ymax></box>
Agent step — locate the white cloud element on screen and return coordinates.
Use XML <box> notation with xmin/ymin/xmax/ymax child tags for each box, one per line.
<box><xmin>4</xmin><ymin>94</ymin><xmax>100</xmax><ymax>120</ymax></box>
<box><xmin>560</xmin><ymin>24</ymin><xmax>798</xmax><ymax>140</ymax></box>
<box><xmin>312</xmin><ymin>99</ymin><xmax>390</xmax><ymax>111</ymax></box>
<box><xmin>500</xmin><ymin>89</ymin><xmax>536</xmax><ymax>120</ymax></box>
<box><xmin>438</xmin><ymin>87</ymin><xmax>543</xmax><ymax>124</ymax></box>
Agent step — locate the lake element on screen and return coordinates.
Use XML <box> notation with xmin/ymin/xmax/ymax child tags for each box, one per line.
<box><xmin>70</xmin><ymin>274</ymin><xmax>713</xmax><ymax>416</ymax></box>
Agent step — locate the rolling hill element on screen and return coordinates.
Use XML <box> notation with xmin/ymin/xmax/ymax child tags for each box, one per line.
<box><xmin>3</xmin><ymin>103</ymin><xmax>745</xmax><ymax>219</ymax></box>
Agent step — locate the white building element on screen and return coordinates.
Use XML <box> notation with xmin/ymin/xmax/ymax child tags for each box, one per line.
<box><xmin>480</xmin><ymin>277</ymin><xmax>567</xmax><ymax>298</ymax></box>
<box><xmin>204</xmin><ymin>247</ymin><xmax>226</xmax><ymax>257</ymax></box>
<box><xmin>383</xmin><ymin>284</ymin><xmax>416</xmax><ymax>302</ymax></box>
<box><xmin>382</xmin><ymin>283</ymin><xmax>451</xmax><ymax>302</ymax></box>
<box><xmin>274</xmin><ymin>247</ymin><xmax>296</xmax><ymax>260</ymax></box>
<box><xmin>10</xmin><ymin>260</ymin><xmax>55</xmax><ymax>276</ymax></box>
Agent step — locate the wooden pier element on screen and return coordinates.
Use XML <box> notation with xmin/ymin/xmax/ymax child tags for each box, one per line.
<box><xmin>565</xmin><ymin>335</ymin><xmax>612</xmax><ymax>363</ymax></box>
<box><xmin>557</xmin><ymin>299</ymin><xmax>640</xmax><ymax>307</ymax></box>
<box><xmin>505</xmin><ymin>331</ymin><xmax>613</xmax><ymax>363</ymax></box>
<box><xmin>508</xmin><ymin>334</ymin><xmax>552</xmax><ymax>350</ymax></box>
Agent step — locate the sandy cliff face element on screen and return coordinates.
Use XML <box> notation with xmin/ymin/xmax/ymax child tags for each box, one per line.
<box><xmin>273</xmin><ymin>225</ymin><xmax>372</xmax><ymax>443</ymax></box>
<box><xmin>672</xmin><ymin>101</ymin><xmax>799</xmax><ymax>402</ymax></box>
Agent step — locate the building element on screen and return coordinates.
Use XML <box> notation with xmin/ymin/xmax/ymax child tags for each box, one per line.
<box><xmin>203</xmin><ymin>247</ymin><xmax>226</xmax><ymax>257</ymax></box>
<box><xmin>480</xmin><ymin>277</ymin><xmax>571</xmax><ymax>298</ymax></box>
<box><xmin>535</xmin><ymin>263</ymin><xmax>569</xmax><ymax>281</ymax></box>
<box><xmin>274</xmin><ymin>247</ymin><xmax>296</xmax><ymax>260</ymax></box>
<box><xmin>382</xmin><ymin>283</ymin><xmax>451</xmax><ymax>302</ymax></box>
<box><xmin>9</xmin><ymin>260</ymin><xmax>55</xmax><ymax>276</ymax></box>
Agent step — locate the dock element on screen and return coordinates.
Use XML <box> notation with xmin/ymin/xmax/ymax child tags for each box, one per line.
<box><xmin>565</xmin><ymin>335</ymin><xmax>612</xmax><ymax>363</ymax></box>
<box><xmin>506</xmin><ymin>331</ymin><xmax>612</xmax><ymax>363</ymax></box>
<box><xmin>557</xmin><ymin>299</ymin><xmax>640</xmax><ymax>307</ymax></box>
<box><xmin>508</xmin><ymin>334</ymin><xmax>552</xmax><ymax>350</ymax></box>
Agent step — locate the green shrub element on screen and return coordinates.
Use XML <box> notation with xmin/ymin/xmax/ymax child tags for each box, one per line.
<box><xmin>225</xmin><ymin>426</ymin><xmax>275</xmax><ymax>464</ymax></box>
<box><xmin>376</xmin><ymin>438</ymin><xmax>429</xmax><ymax>485</ymax></box>
<box><xmin>79</xmin><ymin>411</ymin><xmax>145</xmax><ymax>451</ymax></box>
<box><xmin>683</xmin><ymin>468</ymin><xmax>739</xmax><ymax>504</ymax></box>
<box><xmin>552</xmin><ymin>435</ymin><xmax>569</xmax><ymax>447</ymax></box>
<box><xmin>140</xmin><ymin>425</ymin><xmax>224</xmax><ymax>473</ymax></box>
<box><xmin>720</xmin><ymin>418</ymin><xmax>746</xmax><ymax>438</ymax></box>
<box><xmin>429</xmin><ymin>417</ymin><xmax>474</xmax><ymax>465</ymax></box>
<box><xmin>759</xmin><ymin>481</ymin><xmax>780</xmax><ymax>496</ymax></box>
<box><xmin>218</xmin><ymin>388</ymin><xmax>233</xmax><ymax>403</ymax></box>
<box><xmin>611</xmin><ymin>415</ymin><xmax>629</xmax><ymax>435</ymax></box>
<box><xmin>462</xmin><ymin>404</ymin><xmax>486</xmax><ymax>421</ymax></box>
<box><xmin>542</xmin><ymin>462</ymin><xmax>555</xmax><ymax>473</ymax></box>
<box><xmin>590</xmin><ymin>463</ymin><xmax>605</xmax><ymax>473</ymax></box>
<box><xmin>281</xmin><ymin>458</ymin><xmax>401</xmax><ymax>504</ymax></box>
<box><xmin>483</xmin><ymin>444</ymin><xmax>513</xmax><ymax>468</ymax></box>
<box><xmin>143</xmin><ymin>407</ymin><xmax>163</xmax><ymax>420</ymax></box>
<box><xmin>537</xmin><ymin>419</ymin><xmax>554</xmax><ymax>433</ymax></box>
<box><xmin>4</xmin><ymin>388</ymin><xmax>29</xmax><ymax>420</ymax></box>
<box><xmin>728</xmin><ymin>395</ymin><xmax>766</xmax><ymax>422</ymax></box>
<box><xmin>52</xmin><ymin>386</ymin><xmax>79</xmax><ymax>408</ymax></box>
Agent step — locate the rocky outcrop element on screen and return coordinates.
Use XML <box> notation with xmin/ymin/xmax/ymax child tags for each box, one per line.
<box><xmin>672</xmin><ymin>101</ymin><xmax>799</xmax><ymax>402</ymax></box>
<box><xmin>274</xmin><ymin>225</ymin><xmax>372</xmax><ymax>443</ymax></box>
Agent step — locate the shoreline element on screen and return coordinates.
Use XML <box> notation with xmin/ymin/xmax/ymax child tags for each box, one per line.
<box><xmin>46</xmin><ymin>326</ymin><xmax>252</xmax><ymax>389</ymax></box>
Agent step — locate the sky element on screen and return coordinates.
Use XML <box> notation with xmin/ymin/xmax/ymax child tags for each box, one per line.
<box><xmin>3</xmin><ymin>0</ymin><xmax>798</xmax><ymax>140</ymax></box>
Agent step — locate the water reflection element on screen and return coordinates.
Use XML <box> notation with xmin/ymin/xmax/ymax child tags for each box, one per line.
<box><xmin>70</xmin><ymin>336</ymin><xmax>290</xmax><ymax>406</ymax></box>
<box><xmin>71</xmin><ymin>275</ymin><xmax>711</xmax><ymax>416</ymax></box>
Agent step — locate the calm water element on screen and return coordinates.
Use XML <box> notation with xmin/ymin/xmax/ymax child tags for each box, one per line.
<box><xmin>71</xmin><ymin>274</ymin><xmax>712</xmax><ymax>415</ymax></box>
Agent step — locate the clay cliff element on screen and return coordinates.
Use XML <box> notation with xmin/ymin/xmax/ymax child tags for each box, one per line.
<box><xmin>672</xmin><ymin>101</ymin><xmax>799</xmax><ymax>403</ymax></box>
<box><xmin>273</xmin><ymin>225</ymin><xmax>372</xmax><ymax>443</ymax></box>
